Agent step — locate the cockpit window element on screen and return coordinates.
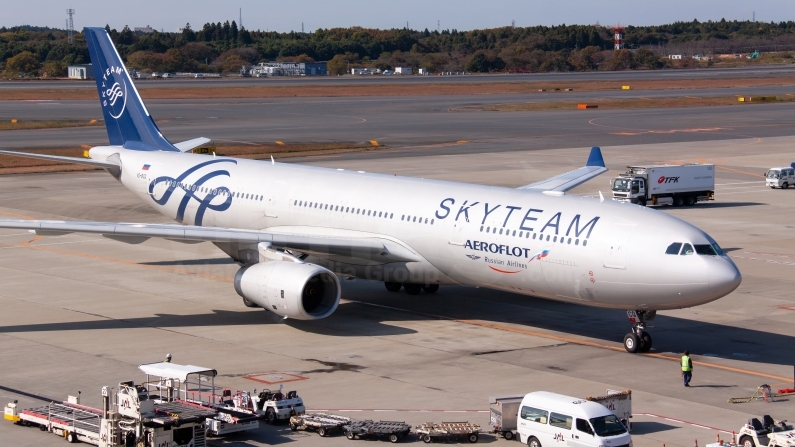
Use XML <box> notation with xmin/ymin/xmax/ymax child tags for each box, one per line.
<box><xmin>612</xmin><ymin>178</ymin><xmax>630</xmax><ymax>192</ymax></box>
<box><xmin>680</xmin><ymin>243</ymin><xmax>694</xmax><ymax>255</ymax></box>
<box><xmin>665</xmin><ymin>243</ymin><xmax>682</xmax><ymax>255</ymax></box>
<box><xmin>711</xmin><ymin>243</ymin><xmax>724</xmax><ymax>255</ymax></box>
<box><xmin>694</xmin><ymin>244</ymin><xmax>717</xmax><ymax>255</ymax></box>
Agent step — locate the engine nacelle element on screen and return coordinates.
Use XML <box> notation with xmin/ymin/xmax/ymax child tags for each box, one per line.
<box><xmin>234</xmin><ymin>261</ymin><xmax>340</xmax><ymax>320</ymax></box>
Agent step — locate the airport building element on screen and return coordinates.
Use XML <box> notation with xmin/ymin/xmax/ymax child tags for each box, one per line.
<box><xmin>67</xmin><ymin>64</ymin><xmax>94</xmax><ymax>79</ymax></box>
<box><xmin>245</xmin><ymin>61</ymin><xmax>328</xmax><ymax>77</ymax></box>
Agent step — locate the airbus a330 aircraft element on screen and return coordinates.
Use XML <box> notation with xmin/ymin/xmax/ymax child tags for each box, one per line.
<box><xmin>0</xmin><ymin>28</ymin><xmax>741</xmax><ymax>353</ymax></box>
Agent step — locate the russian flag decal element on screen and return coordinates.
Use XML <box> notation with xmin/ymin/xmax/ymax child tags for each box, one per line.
<box><xmin>142</xmin><ymin>164</ymin><xmax>150</xmax><ymax>170</ymax></box>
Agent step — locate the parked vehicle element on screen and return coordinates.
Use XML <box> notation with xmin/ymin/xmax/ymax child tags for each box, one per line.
<box><xmin>517</xmin><ymin>392</ymin><xmax>632</xmax><ymax>447</ymax></box>
<box><xmin>766</xmin><ymin>165</ymin><xmax>795</xmax><ymax>189</ymax></box>
<box><xmin>161</xmin><ymin>73</ymin><xmax>175</xmax><ymax>78</ymax></box>
<box><xmin>611</xmin><ymin>164</ymin><xmax>715</xmax><ymax>206</ymax></box>
<box><xmin>289</xmin><ymin>413</ymin><xmax>350</xmax><ymax>436</ymax></box>
<box><xmin>415</xmin><ymin>421</ymin><xmax>480</xmax><ymax>443</ymax></box>
<box><xmin>737</xmin><ymin>415</ymin><xmax>794</xmax><ymax>447</ymax></box>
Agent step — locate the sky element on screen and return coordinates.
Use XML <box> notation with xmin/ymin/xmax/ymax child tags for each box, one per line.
<box><xmin>1</xmin><ymin>0</ymin><xmax>794</xmax><ymax>33</ymax></box>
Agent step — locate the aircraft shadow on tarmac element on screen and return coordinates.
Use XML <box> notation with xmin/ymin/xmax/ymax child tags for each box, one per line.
<box><xmin>668</xmin><ymin>202</ymin><xmax>764</xmax><ymax>209</ymax></box>
<box><xmin>141</xmin><ymin>258</ymin><xmax>238</xmax><ymax>266</ymax></box>
<box><xmin>1</xmin><ymin>276</ymin><xmax>792</xmax><ymax>363</ymax></box>
<box><xmin>0</xmin><ymin>302</ymin><xmax>417</xmax><ymax>337</ymax></box>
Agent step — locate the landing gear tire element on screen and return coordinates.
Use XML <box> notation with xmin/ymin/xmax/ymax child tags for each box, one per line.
<box><xmin>423</xmin><ymin>284</ymin><xmax>439</xmax><ymax>293</ymax></box>
<box><xmin>623</xmin><ymin>333</ymin><xmax>640</xmax><ymax>353</ymax></box>
<box><xmin>265</xmin><ymin>408</ymin><xmax>276</xmax><ymax>424</ymax></box>
<box><xmin>740</xmin><ymin>436</ymin><xmax>755</xmax><ymax>447</ymax></box>
<box><xmin>242</xmin><ymin>297</ymin><xmax>258</xmax><ymax>308</ymax></box>
<box><xmin>673</xmin><ymin>196</ymin><xmax>684</xmax><ymax>207</ymax></box>
<box><xmin>385</xmin><ymin>282</ymin><xmax>402</xmax><ymax>292</ymax></box>
<box><xmin>639</xmin><ymin>331</ymin><xmax>653</xmax><ymax>352</ymax></box>
<box><xmin>404</xmin><ymin>284</ymin><xmax>422</xmax><ymax>295</ymax></box>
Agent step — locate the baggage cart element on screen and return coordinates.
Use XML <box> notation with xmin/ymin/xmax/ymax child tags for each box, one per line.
<box><xmin>343</xmin><ymin>420</ymin><xmax>412</xmax><ymax>443</ymax></box>
<box><xmin>489</xmin><ymin>395</ymin><xmax>523</xmax><ymax>440</ymax></box>
<box><xmin>289</xmin><ymin>412</ymin><xmax>351</xmax><ymax>436</ymax></box>
<box><xmin>415</xmin><ymin>421</ymin><xmax>481</xmax><ymax>443</ymax></box>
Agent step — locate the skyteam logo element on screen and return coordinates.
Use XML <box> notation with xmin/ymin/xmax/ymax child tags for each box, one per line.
<box><xmin>100</xmin><ymin>65</ymin><xmax>127</xmax><ymax>119</ymax></box>
<box><xmin>148</xmin><ymin>159</ymin><xmax>237</xmax><ymax>225</ymax></box>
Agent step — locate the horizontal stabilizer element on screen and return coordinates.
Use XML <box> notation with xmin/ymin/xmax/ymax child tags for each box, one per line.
<box><xmin>518</xmin><ymin>147</ymin><xmax>608</xmax><ymax>193</ymax></box>
<box><xmin>174</xmin><ymin>137</ymin><xmax>212</xmax><ymax>153</ymax></box>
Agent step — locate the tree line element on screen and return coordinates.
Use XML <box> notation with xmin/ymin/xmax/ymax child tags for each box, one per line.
<box><xmin>3</xmin><ymin>19</ymin><xmax>795</xmax><ymax>77</ymax></box>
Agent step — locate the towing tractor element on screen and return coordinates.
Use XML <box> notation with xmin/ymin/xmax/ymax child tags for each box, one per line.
<box><xmin>738</xmin><ymin>415</ymin><xmax>795</xmax><ymax>447</ymax></box>
<box><xmin>611</xmin><ymin>164</ymin><xmax>715</xmax><ymax>206</ymax></box>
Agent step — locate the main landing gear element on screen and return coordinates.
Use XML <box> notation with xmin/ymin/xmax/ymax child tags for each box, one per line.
<box><xmin>623</xmin><ymin>310</ymin><xmax>656</xmax><ymax>353</ymax></box>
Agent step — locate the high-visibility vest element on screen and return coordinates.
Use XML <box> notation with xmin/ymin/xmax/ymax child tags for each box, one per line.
<box><xmin>681</xmin><ymin>356</ymin><xmax>692</xmax><ymax>372</ymax></box>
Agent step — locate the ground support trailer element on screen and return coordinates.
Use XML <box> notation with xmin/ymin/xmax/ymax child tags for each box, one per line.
<box><xmin>489</xmin><ymin>395</ymin><xmax>523</xmax><ymax>440</ymax></box>
<box><xmin>586</xmin><ymin>390</ymin><xmax>632</xmax><ymax>431</ymax></box>
<box><xmin>5</xmin><ymin>383</ymin><xmax>216</xmax><ymax>447</ymax></box>
<box><xmin>343</xmin><ymin>420</ymin><xmax>412</xmax><ymax>442</ymax></box>
<box><xmin>289</xmin><ymin>412</ymin><xmax>351</xmax><ymax>436</ymax></box>
<box><xmin>415</xmin><ymin>421</ymin><xmax>481</xmax><ymax>443</ymax></box>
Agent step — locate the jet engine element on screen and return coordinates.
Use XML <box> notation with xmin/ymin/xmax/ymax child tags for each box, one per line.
<box><xmin>234</xmin><ymin>261</ymin><xmax>340</xmax><ymax>320</ymax></box>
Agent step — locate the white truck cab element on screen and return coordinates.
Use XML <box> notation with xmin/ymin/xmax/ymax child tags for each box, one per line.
<box><xmin>517</xmin><ymin>392</ymin><xmax>632</xmax><ymax>447</ymax></box>
<box><xmin>766</xmin><ymin>166</ymin><xmax>795</xmax><ymax>189</ymax></box>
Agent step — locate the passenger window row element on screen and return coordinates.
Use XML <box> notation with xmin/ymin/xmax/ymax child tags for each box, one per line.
<box><xmin>162</xmin><ymin>180</ymin><xmax>264</xmax><ymax>201</ymax></box>
<box><xmin>293</xmin><ymin>200</ymin><xmax>399</xmax><ymax>220</ymax></box>
<box><xmin>479</xmin><ymin>225</ymin><xmax>588</xmax><ymax>247</ymax></box>
<box><xmin>665</xmin><ymin>242</ymin><xmax>723</xmax><ymax>256</ymax></box>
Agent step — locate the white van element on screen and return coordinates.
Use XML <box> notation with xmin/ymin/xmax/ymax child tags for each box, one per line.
<box><xmin>766</xmin><ymin>166</ymin><xmax>795</xmax><ymax>189</ymax></box>
<box><xmin>517</xmin><ymin>392</ymin><xmax>632</xmax><ymax>447</ymax></box>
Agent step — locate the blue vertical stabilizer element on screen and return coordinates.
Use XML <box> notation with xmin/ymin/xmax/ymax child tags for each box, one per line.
<box><xmin>84</xmin><ymin>27</ymin><xmax>178</xmax><ymax>151</ymax></box>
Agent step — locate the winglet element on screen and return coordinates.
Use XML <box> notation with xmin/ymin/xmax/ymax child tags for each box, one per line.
<box><xmin>586</xmin><ymin>147</ymin><xmax>605</xmax><ymax>167</ymax></box>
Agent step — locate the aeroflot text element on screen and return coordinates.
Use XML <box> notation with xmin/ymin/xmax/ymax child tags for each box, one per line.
<box><xmin>435</xmin><ymin>198</ymin><xmax>600</xmax><ymax>237</ymax></box>
<box><xmin>465</xmin><ymin>240</ymin><xmax>532</xmax><ymax>258</ymax></box>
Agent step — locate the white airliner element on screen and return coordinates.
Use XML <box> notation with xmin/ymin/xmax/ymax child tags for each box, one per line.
<box><xmin>0</xmin><ymin>28</ymin><xmax>741</xmax><ymax>353</ymax></box>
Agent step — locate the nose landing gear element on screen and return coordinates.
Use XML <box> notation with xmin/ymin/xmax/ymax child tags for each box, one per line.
<box><xmin>623</xmin><ymin>310</ymin><xmax>655</xmax><ymax>353</ymax></box>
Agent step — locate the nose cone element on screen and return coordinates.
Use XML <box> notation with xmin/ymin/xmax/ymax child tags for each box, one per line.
<box><xmin>709</xmin><ymin>257</ymin><xmax>742</xmax><ymax>298</ymax></box>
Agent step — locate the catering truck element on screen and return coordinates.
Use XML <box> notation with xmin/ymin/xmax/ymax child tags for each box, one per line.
<box><xmin>611</xmin><ymin>164</ymin><xmax>715</xmax><ymax>206</ymax></box>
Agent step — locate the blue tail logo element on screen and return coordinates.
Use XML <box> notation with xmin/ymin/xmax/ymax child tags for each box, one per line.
<box><xmin>84</xmin><ymin>27</ymin><xmax>178</xmax><ymax>152</ymax></box>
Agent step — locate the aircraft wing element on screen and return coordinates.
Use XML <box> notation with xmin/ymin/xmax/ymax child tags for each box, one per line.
<box><xmin>0</xmin><ymin>149</ymin><xmax>120</xmax><ymax>169</ymax></box>
<box><xmin>517</xmin><ymin>147</ymin><xmax>607</xmax><ymax>193</ymax></box>
<box><xmin>0</xmin><ymin>220</ymin><xmax>420</xmax><ymax>263</ymax></box>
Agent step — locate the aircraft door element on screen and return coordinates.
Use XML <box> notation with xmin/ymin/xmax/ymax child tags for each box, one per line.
<box><xmin>448</xmin><ymin>222</ymin><xmax>465</xmax><ymax>246</ymax></box>
<box><xmin>604</xmin><ymin>224</ymin><xmax>635</xmax><ymax>269</ymax></box>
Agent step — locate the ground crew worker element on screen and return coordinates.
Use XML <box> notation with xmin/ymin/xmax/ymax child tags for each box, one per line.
<box><xmin>681</xmin><ymin>350</ymin><xmax>693</xmax><ymax>387</ymax></box>
<box><xmin>165</xmin><ymin>353</ymin><xmax>172</xmax><ymax>363</ymax></box>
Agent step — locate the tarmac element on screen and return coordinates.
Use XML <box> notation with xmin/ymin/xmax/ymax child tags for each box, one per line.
<box><xmin>0</xmin><ymin>133</ymin><xmax>794</xmax><ymax>447</ymax></box>
<box><xmin>1</xmin><ymin>71</ymin><xmax>795</xmax><ymax>446</ymax></box>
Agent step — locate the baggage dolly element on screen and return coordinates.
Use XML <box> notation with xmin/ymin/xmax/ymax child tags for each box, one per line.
<box><xmin>415</xmin><ymin>421</ymin><xmax>481</xmax><ymax>443</ymax></box>
<box><xmin>343</xmin><ymin>420</ymin><xmax>412</xmax><ymax>443</ymax></box>
<box><xmin>289</xmin><ymin>412</ymin><xmax>351</xmax><ymax>436</ymax></box>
